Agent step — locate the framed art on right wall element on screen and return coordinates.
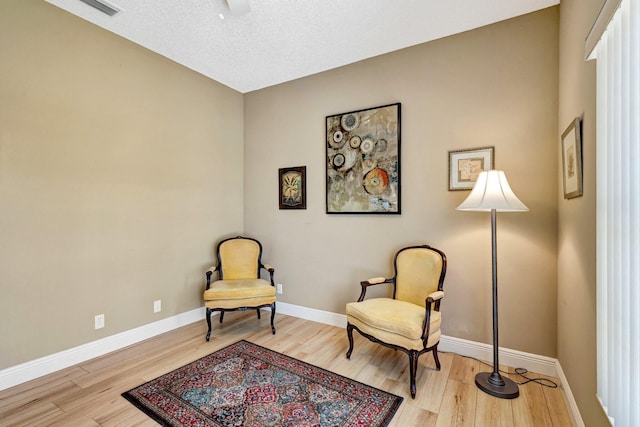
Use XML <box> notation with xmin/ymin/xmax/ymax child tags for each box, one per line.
<box><xmin>561</xmin><ymin>117</ymin><xmax>583</xmax><ymax>199</ymax></box>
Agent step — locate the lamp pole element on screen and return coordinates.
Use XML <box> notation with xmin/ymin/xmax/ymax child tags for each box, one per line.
<box><xmin>474</xmin><ymin>208</ymin><xmax>519</xmax><ymax>398</ymax></box>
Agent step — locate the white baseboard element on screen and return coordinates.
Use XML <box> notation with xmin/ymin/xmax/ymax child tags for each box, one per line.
<box><xmin>0</xmin><ymin>307</ymin><xmax>205</xmax><ymax>391</ymax></box>
<box><xmin>0</xmin><ymin>300</ymin><xmax>585</xmax><ymax>427</ymax></box>
<box><xmin>555</xmin><ymin>360</ymin><xmax>586</xmax><ymax>427</ymax></box>
<box><xmin>438</xmin><ymin>335</ymin><xmax>558</xmax><ymax>377</ymax></box>
<box><xmin>276</xmin><ymin>301</ymin><xmax>347</xmax><ymax>328</ymax></box>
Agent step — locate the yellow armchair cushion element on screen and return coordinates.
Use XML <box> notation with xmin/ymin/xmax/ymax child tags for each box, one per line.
<box><xmin>204</xmin><ymin>279</ymin><xmax>275</xmax><ymax>301</ymax></box>
<box><xmin>347</xmin><ymin>316</ymin><xmax>441</xmax><ymax>351</ymax></box>
<box><xmin>204</xmin><ymin>279</ymin><xmax>276</xmax><ymax>310</ymax></box>
<box><xmin>204</xmin><ymin>296</ymin><xmax>276</xmax><ymax>310</ymax></box>
<box><xmin>346</xmin><ymin>298</ymin><xmax>441</xmax><ymax>350</ymax></box>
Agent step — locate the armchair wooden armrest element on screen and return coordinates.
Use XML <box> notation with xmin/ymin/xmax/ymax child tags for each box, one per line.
<box><xmin>426</xmin><ymin>290</ymin><xmax>444</xmax><ymax>311</ymax></box>
<box><xmin>426</xmin><ymin>291</ymin><xmax>444</xmax><ymax>303</ymax></box>
<box><xmin>421</xmin><ymin>291</ymin><xmax>445</xmax><ymax>340</ymax></box>
<box><xmin>357</xmin><ymin>277</ymin><xmax>393</xmax><ymax>302</ymax></box>
<box><xmin>205</xmin><ymin>266</ymin><xmax>220</xmax><ymax>289</ymax></box>
<box><xmin>362</xmin><ymin>276</ymin><xmax>388</xmax><ymax>285</ymax></box>
<box><xmin>261</xmin><ymin>263</ymin><xmax>275</xmax><ymax>286</ymax></box>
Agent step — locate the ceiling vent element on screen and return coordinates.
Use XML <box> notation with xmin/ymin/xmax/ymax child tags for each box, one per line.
<box><xmin>79</xmin><ymin>0</ymin><xmax>122</xmax><ymax>16</ymax></box>
<box><xmin>225</xmin><ymin>0</ymin><xmax>250</xmax><ymax>16</ymax></box>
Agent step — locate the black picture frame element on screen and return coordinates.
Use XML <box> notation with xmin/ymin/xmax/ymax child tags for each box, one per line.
<box><xmin>326</xmin><ymin>103</ymin><xmax>401</xmax><ymax>214</ymax></box>
<box><xmin>279</xmin><ymin>166</ymin><xmax>306</xmax><ymax>210</ymax></box>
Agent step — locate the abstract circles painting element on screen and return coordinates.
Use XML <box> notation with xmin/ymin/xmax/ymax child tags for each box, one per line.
<box><xmin>325</xmin><ymin>103</ymin><xmax>400</xmax><ymax>214</ymax></box>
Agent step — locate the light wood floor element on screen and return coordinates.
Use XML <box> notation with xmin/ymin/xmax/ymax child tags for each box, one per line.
<box><xmin>0</xmin><ymin>313</ymin><xmax>573</xmax><ymax>426</ymax></box>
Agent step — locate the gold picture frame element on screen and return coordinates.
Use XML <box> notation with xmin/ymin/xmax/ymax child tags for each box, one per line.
<box><xmin>561</xmin><ymin>117</ymin><xmax>583</xmax><ymax>199</ymax></box>
<box><xmin>448</xmin><ymin>146</ymin><xmax>495</xmax><ymax>191</ymax></box>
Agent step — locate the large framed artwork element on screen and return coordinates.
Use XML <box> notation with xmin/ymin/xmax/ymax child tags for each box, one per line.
<box><xmin>279</xmin><ymin>166</ymin><xmax>306</xmax><ymax>209</ymax></box>
<box><xmin>326</xmin><ymin>103</ymin><xmax>401</xmax><ymax>214</ymax></box>
<box><xmin>561</xmin><ymin>117</ymin><xmax>583</xmax><ymax>199</ymax></box>
<box><xmin>448</xmin><ymin>146</ymin><xmax>495</xmax><ymax>191</ymax></box>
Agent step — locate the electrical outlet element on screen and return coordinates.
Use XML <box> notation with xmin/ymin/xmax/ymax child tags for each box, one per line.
<box><xmin>276</xmin><ymin>283</ymin><xmax>283</xmax><ymax>294</ymax></box>
<box><xmin>95</xmin><ymin>314</ymin><xmax>105</xmax><ymax>330</ymax></box>
<box><xmin>154</xmin><ymin>300</ymin><xmax>161</xmax><ymax>313</ymax></box>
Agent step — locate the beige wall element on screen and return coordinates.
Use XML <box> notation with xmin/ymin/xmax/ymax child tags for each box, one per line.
<box><xmin>0</xmin><ymin>0</ymin><xmax>244</xmax><ymax>369</ymax></box>
<box><xmin>558</xmin><ymin>0</ymin><xmax>609</xmax><ymax>425</ymax></box>
<box><xmin>244</xmin><ymin>8</ymin><xmax>559</xmax><ymax>357</ymax></box>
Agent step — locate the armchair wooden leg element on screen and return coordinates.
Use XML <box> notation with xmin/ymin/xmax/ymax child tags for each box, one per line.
<box><xmin>409</xmin><ymin>350</ymin><xmax>419</xmax><ymax>399</ymax></box>
<box><xmin>205</xmin><ymin>308</ymin><xmax>212</xmax><ymax>342</ymax></box>
<box><xmin>256</xmin><ymin>308</ymin><xmax>261</xmax><ymax>319</ymax></box>
<box><xmin>270</xmin><ymin>302</ymin><xmax>276</xmax><ymax>334</ymax></box>
<box><xmin>346</xmin><ymin>323</ymin><xmax>355</xmax><ymax>359</ymax></box>
<box><xmin>432</xmin><ymin>345</ymin><xmax>441</xmax><ymax>370</ymax></box>
<box><xmin>219</xmin><ymin>311</ymin><xmax>225</xmax><ymax>323</ymax></box>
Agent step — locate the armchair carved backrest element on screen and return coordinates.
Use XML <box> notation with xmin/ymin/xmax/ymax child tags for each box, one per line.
<box><xmin>394</xmin><ymin>246</ymin><xmax>446</xmax><ymax>308</ymax></box>
<box><xmin>218</xmin><ymin>237</ymin><xmax>261</xmax><ymax>280</ymax></box>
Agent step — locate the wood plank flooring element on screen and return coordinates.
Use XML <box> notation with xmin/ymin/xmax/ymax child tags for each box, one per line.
<box><xmin>0</xmin><ymin>313</ymin><xmax>574</xmax><ymax>426</ymax></box>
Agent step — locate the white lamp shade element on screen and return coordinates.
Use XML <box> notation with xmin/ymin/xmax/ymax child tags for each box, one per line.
<box><xmin>456</xmin><ymin>170</ymin><xmax>528</xmax><ymax>212</ymax></box>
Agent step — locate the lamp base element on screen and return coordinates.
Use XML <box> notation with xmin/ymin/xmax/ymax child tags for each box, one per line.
<box><xmin>475</xmin><ymin>372</ymin><xmax>519</xmax><ymax>399</ymax></box>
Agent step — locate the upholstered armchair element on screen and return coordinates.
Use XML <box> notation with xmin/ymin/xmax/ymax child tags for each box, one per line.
<box><xmin>345</xmin><ymin>245</ymin><xmax>447</xmax><ymax>398</ymax></box>
<box><xmin>203</xmin><ymin>236</ymin><xmax>276</xmax><ymax>341</ymax></box>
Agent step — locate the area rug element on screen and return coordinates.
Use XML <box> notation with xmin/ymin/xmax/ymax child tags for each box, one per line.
<box><xmin>122</xmin><ymin>340</ymin><xmax>403</xmax><ymax>427</ymax></box>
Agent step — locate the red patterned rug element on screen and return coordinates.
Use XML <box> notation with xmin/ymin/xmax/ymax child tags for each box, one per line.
<box><xmin>122</xmin><ymin>340</ymin><xmax>402</xmax><ymax>426</ymax></box>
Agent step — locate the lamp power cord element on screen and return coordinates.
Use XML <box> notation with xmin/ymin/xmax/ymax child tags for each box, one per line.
<box><xmin>443</xmin><ymin>351</ymin><xmax>559</xmax><ymax>388</ymax></box>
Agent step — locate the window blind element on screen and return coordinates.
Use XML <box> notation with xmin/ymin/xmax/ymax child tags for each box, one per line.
<box><xmin>589</xmin><ymin>0</ymin><xmax>640</xmax><ymax>425</ymax></box>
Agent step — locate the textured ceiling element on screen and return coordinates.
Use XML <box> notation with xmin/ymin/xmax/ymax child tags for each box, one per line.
<box><xmin>43</xmin><ymin>0</ymin><xmax>559</xmax><ymax>93</ymax></box>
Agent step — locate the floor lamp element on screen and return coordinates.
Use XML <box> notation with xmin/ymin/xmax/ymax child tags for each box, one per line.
<box><xmin>457</xmin><ymin>170</ymin><xmax>528</xmax><ymax>399</ymax></box>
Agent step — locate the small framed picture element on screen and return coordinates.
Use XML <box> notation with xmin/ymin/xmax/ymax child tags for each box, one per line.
<box><xmin>561</xmin><ymin>117</ymin><xmax>583</xmax><ymax>199</ymax></box>
<box><xmin>448</xmin><ymin>146</ymin><xmax>495</xmax><ymax>191</ymax></box>
<box><xmin>279</xmin><ymin>166</ymin><xmax>306</xmax><ymax>209</ymax></box>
